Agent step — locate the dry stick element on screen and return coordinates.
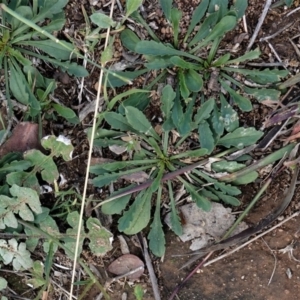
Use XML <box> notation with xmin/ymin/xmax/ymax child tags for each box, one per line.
<box><xmin>69</xmin><ymin>1</ymin><xmax>115</xmax><ymax>299</ymax></box>
<box><xmin>267</xmin><ymin>41</ymin><xmax>287</xmax><ymax>69</ymax></box>
<box><xmin>105</xmin><ymin>266</ymin><xmax>145</xmax><ymax>285</ymax></box>
<box><xmin>247</xmin><ymin>0</ymin><xmax>272</xmax><ymax>51</ymax></box>
<box><xmin>259</xmin><ymin>21</ymin><xmax>294</xmax><ymax>42</ymax></box>
<box><xmin>242</xmin><ymin>15</ymin><xmax>248</xmax><ymax>33</ymax></box>
<box><xmin>51</xmin><ymin>280</ymin><xmax>77</xmax><ymax>300</ymax></box>
<box><xmin>286</xmin><ymin>6</ymin><xmax>300</xmax><ymax>17</ymax></box>
<box><xmin>140</xmin><ymin>236</ymin><xmax>161</xmax><ymax>300</ymax></box>
<box><xmin>289</xmin><ymin>38</ymin><xmax>300</xmax><ymax>59</ymax></box>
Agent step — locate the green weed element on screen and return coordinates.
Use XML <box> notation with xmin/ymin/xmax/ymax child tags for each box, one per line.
<box><xmin>89</xmin><ymin>0</ymin><xmax>292</xmax><ymax>257</ymax></box>
<box><xmin>0</xmin><ymin>136</ymin><xmax>112</xmax><ymax>298</ymax></box>
<box><xmin>90</xmin><ymin>84</ymin><xmax>266</xmax><ymax>256</ymax></box>
<box><xmin>0</xmin><ymin>0</ymin><xmax>87</xmax><ymax>120</ymax></box>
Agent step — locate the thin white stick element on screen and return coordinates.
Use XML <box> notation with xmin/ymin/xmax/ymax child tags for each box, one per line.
<box><xmin>106</xmin><ymin>266</ymin><xmax>145</xmax><ymax>284</ymax></box>
<box><xmin>267</xmin><ymin>41</ymin><xmax>288</xmax><ymax>70</ymax></box>
<box><xmin>242</xmin><ymin>15</ymin><xmax>248</xmax><ymax>33</ymax></box>
<box><xmin>261</xmin><ymin>238</ymin><xmax>277</xmax><ymax>286</ymax></box>
<box><xmin>260</xmin><ymin>21</ymin><xmax>293</xmax><ymax>42</ymax></box>
<box><xmin>286</xmin><ymin>6</ymin><xmax>300</xmax><ymax>17</ymax></box>
<box><xmin>69</xmin><ymin>1</ymin><xmax>116</xmax><ymax>299</ymax></box>
<box><xmin>78</xmin><ymin>52</ymin><xmax>88</xmax><ymax>105</ymax></box>
<box><xmin>203</xmin><ymin>211</ymin><xmax>300</xmax><ymax>268</ymax></box>
<box><xmin>247</xmin><ymin>0</ymin><xmax>272</xmax><ymax>51</ymax></box>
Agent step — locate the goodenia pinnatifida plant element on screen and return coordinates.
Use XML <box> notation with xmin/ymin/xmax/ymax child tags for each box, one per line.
<box><xmin>85</xmin><ymin>0</ymin><xmax>292</xmax><ymax>257</ymax></box>
<box><xmin>89</xmin><ymin>84</ymin><xmax>270</xmax><ymax>256</ymax></box>
<box><xmin>120</xmin><ymin>0</ymin><xmax>288</xmax><ymax>112</ymax></box>
<box><xmin>0</xmin><ymin>0</ymin><xmax>139</xmax><ymax>122</ymax></box>
<box><xmin>0</xmin><ymin>0</ymin><xmax>88</xmax><ymax>119</ymax></box>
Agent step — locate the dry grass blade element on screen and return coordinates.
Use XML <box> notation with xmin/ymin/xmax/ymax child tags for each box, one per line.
<box><xmin>69</xmin><ymin>1</ymin><xmax>116</xmax><ymax>299</ymax></box>
<box><xmin>261</xmin><ymin>238</ymin><xmax>277</xmax><ymax>285</ymax></box>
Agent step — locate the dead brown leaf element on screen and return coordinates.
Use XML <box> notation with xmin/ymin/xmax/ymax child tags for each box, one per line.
<box><xmin>89</xmin><ymin>157</ymin><xmax>115</xmax><ymax>166</ymax></box>
<box><xmin>0</xmin><ymin>122</ymin><xmax>41</xmax><ymax>157</ymax></box>
<box><xmin>121</xmin><ymin>171</ymin><xmax>149</xmax><ymax>183</ymax></box>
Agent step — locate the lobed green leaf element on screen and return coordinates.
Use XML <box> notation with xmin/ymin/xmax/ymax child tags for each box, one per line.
<box><xmin>189</xmin><ymin>11</ymin><xmax>219</xmax><ymax>47</ymax></box>
<box><xmin>184</xmin><ymin>0</ymin><xmax>209</xmax><ymax>41</ymax></box>
<box><xmin>214</xmin><ymin>191</ymin><xmax>241</xmax><ymax>206</ymax></box>
<box><xmin>218</xmin><ymin>127</ymin><xmax>263</xmax><ymax>148</ymax></box>
<box><xmin>90</xmin><ymin>12</ymin><xmax>116</xmax><ymax>28</ymax></box>
<box><xmin>183</xmin><ymin>181</ymin><xmax>211</xmax><ymax>211</ymax></box>
<box><xmin>159</xmin><ymin>0</ymin><xmax>173</xmax><ymax>21</ymax></box>
<box><xmin>120</xmin><ymin>29</ymin><xmax>141</xmax><ymax>52</ymax></box>
<box><xmin>220</xmin><ymin>94</ymin><xmax>239</xmax><ymax>132</ymax></box>
<box><xmin>194</xmin><ymin>98</ymin><xmax>215</xmax><ymax>124</ymax></box>
<box><xmin>118</xmin><ymin>190</ymin><xmax>152</xmax><ymax>234</ymax></box>
<box><xmin>125</xmin><ymin>0</ymin><xmax>143</xmax><ymax>18</ymax></box>
<box><xmin>220</xmin><ymin>79</ymin><xmax>252</xmax><ymax>112</ymax></box>
<box><xmin>212</xmin><ymin>161</ymin><xmax>245</xmax><ymax>173</ymax></box>
<box><xmin>125</xmin><ymin>106</ymin><xmax>160</xmax><ymax>140</ymax></box>
<box><xmin>198</xmin><ymin>121</ymin><xmax>215</xmax><ymax>154</ymax></box>
<box><xmin>161</xmin><ymin>85</ymin><xmax>176</xmax><ymax>119</ymax></box>
<box><xmin>87</xmin><ymin>218</ymin><xmax>113</xmax><ymax>255</ymax></box>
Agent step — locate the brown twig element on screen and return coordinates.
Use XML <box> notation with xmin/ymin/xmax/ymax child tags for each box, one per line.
<box><xmin>138</xmin><ymin>234</ymin><xmax>161</xmax><ymax>300</ymax></box>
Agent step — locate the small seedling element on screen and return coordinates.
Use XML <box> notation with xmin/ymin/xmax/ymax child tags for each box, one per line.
<box><xmin>134</xmin><ymin>284</ymin><xmax>144</xmax><ymax>300</ymax></box>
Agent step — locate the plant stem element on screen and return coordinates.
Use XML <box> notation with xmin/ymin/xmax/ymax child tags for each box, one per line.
<box><xmin>101</xmin><ymin>165</ymin><xmax>156</xmax><ymax>177</ymax></box>
<box><xmin>78</xmin><ymin>280</ymin><xmax>95</xmax><ymax>300</ymax></box>
<box><xmin>18</xmin><ymin>220</ymin><xmax>110</xmax><ymax>300</ymax></box>
<box><xmin>129</xmin><ymin>159</ymin><xmax>160</xmax><ymax>165</ymax></box>
<box><xmin>93</xmin><ymin>148</ymin><xmax>235</xmax><ymax>209</ymax></box>
<box><xmin>131</xmin><ymin>11</ymin><xmax>160</xmax><ymax>42</ymax></box>
<box><xmin>207</xmin><ymin>38</ymin><xmax>221</xmax><ymax>64</ymax></box>
<box><xmin>175</xmin><ymin>133</ymin><xmax>190</xmax><ymax>148</ymax></box>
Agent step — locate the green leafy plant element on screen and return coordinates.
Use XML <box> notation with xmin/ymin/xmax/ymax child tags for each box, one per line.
<box><xmin>0</xmin><ymin>136</ymin><xmax>112</xmax><ymax>297</ymax></box>
<box><xmin>86</xmin><ymin>0</ymin><xmax>292</xmax><ymax>257</ymax></box>
<box><xmin>0</xmin><ymin>0</ymin><xmax>88</xmax><ymax>118</ymax></box>
<box><xmin>120</xmin><ymin>0</ymin><xmax>288</xmax><ymax>111</ymax></box>
<box><xmin>134</xmin><ymin>284</ymin><xmax>144</xmax><ymax>300</ymax></box>
<box><xmin>89</xmin><ymin>84</ymin><xmax>269</xmax><ymax>256</ymax></box>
